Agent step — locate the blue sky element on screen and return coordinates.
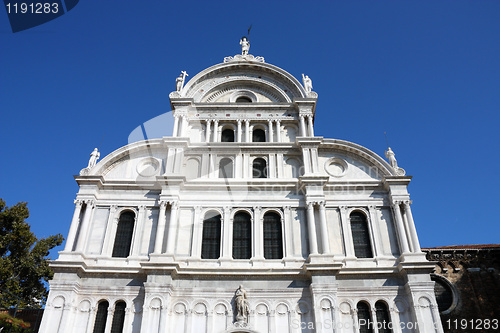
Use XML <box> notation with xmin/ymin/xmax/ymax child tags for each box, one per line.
<box><xmin>1</xmin><ymin>0</ymin><xmax>499</xmax><ymax>257</ymax></box>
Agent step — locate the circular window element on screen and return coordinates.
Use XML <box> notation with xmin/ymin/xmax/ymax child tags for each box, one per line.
<box><xmin>431</xmin><ymin>274</ymin><xmax>457</xmax><ymax>314</ymax></box>
<box><xmin>136</xmin><ymin>158</ymin><xmax>160</xmax><ymax>177</ymax></box>
<box><xmin>325</xmin><ymin>158</ymin><xmax>348</xmax><ymax>177</ymax></box>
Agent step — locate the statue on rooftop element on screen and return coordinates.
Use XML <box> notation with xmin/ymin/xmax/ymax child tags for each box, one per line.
<box><xmin>240</xmin><ymin>36</ymin><xmax>250</xmax><ymax>56</ymax></box>
<box><xmin>176</xmin><ymin>71</ymin><xmax>188</xmax><ymax>92</ymax></box>
<box><xmin>88</xmin><ymin>148</ymin><xmax>100</xmax><ymax>168</ymax></box>
<box><xmin>385</xmin><ymin>147</ymin><xmax>406</xmax><ymax>175</ymax></box>
<box><xmin>302</xmin><ymin>74</ymin><xmax>313</xmax><ymax>93</ymax></box>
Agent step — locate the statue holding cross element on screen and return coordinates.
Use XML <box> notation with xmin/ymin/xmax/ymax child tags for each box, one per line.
<box><xmin>176</xmin><ymin>71</ymin><xmax>188</xmax><ymax>92</ymax></box>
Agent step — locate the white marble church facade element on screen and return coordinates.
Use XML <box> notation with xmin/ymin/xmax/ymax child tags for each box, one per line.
<box><xmin>39</xmin><ymin>43</ymin><xmax>444</xmax><ymax>333</ymax></box>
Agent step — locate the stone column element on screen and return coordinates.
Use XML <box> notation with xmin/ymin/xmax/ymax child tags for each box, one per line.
<box><xmin>180</xmin><ymin>115</ymin><xmax>188</xmax><ymax>137</ymax></box>
<box><xmin>237</xmin><ymin>120</ymin><xmax>242</xmax><ymax>142</ymax></box>
<box><xmin>276</xmin><ymin>120</ymin><xmax>281</xmax><ymax>142</ymax></box>
<box><xmin>370</xmin><ymin>308</ymin><xmax>380</xmax><ymax>333</ymax></box>
<box><xmin>306</xmin><ymin>202</ymin><xmax>318</xmax><ymax>255</ymax></box>
<box><xmin>191</xmin><ymin>206</ymin><xmax>203</xmax><ymax>258</ymax></box>
<box><xmin>310</xmin><ymin>148</ymin><xmax>319</xmax><ymax>174</ymax></box>
<box><xmin>245</xmin><ymin>119</ymin><xmax>250</xmax><ymax>142</ymax></box>
<box><xmin>165</xmin><ymin>201</ymin><xmax>179</xmax><ymax>255</ymax></box>
<box><xmin>212</xmin><ymin>120</ymin><xmax>219</xmax><ymax>142</ymax></box>
<box><xmin>302</xmin><ymin>148</ymin><xmax>311</xmax><ymax>174</ymax></box>
<box><xmin>75</xmin><ymin>200</ymin><xmax>95</xmax><ymax>253</ymax></box>
<box><xmin>368</xmin><ymin>205</ymin><xmax>382</xmax><ymax>258</ymax></box>
<box><xmin>205</xmin><ymin>120</ymin><xmax>212</xmax><ymax>143</ymax></box>
<box><xmin>102</xmin><ymin>205</ymin><xmax>118</xmax><ymax>256</ymax></box>
<box><xmin>391</xmin><ymin>202</ymin><xmax>410</xmax><ymax>254</ymax></box>
<box><xmin>268</xmin><ymin>120</ymin><xmax>274</xmax><ymax>142</ymax></box>
<box><xmin>403</xmin><ymin>201</ymin><xmax>421</xmax><ymax>253</ymax></box>
<box><xmin>307</xmin><ymin>115</ymin><xmax>314</xmax><ymax>137</ymax></box>
<box><xmin>85</xmin><ymin>306</ymin><xmax>97</xmax><ymax>333</ymax></box>
<box><xmin>153</xmin><ymin>201</ymin><xmax>167</xmax><ymax>254</ymax></box>
<box><xmin>339</xmin><ymin>206</ymin><xmax>355</xmax><ymax>258</ymax></box>
<box><xmin>173</xmin><ymin>115</ymin><xmax>179</xmax><ymax>137</ymax></box>
<box><xmin>299</xmin><ymin>115</ymin><xmax>307</xmax><ymax>137</ymax></box>
<box><xmin>131</xmin><ymin>205</ymin><xmax>146</xmax><ymax>256</ymax></box>
<box><xmin>104</xmin><ymin>307</ymin><xmax>115</xmax><ymax>333</ymax></box>
<box><xmin>352</xmin><ymin>309</ymin><xmax>360</xmax><ymax>333</ymax></box>
<box><xmin>221</xmin><ymin>206</ymin><xmax>232</xmax><ymax>259</ymax></box>
<box><xmin>317</xmin><ymin>201</ymin><xmax>330</xmax><ymax>254</ymax></box>
<box><xmin>283</xmin><ymin>206</ymin><xmax>292</xmax><ymax>258</ymax></box>
<box><xmin>64</xmin><ymin>199</ymin><xmax>83</xmax><ymax>251</ymax></box>
<box><xmin>253</xmin><ymin>206</ymin><xmax>264</xmax><ymax>259</ymax></box>
<box><xmin>122</xmin><ymin>307</ymin><xmax>133</xmax><ymax>333</ymax></box>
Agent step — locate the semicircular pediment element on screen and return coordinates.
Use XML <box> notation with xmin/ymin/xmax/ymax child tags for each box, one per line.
<box><xmin>180</xmin><ymin>62</ymin><xmax>306</xmax><ymax>103</ymax></box>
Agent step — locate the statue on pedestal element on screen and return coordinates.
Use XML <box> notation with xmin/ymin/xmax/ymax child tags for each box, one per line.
<box><xmin>88</xmin><ymin>148</ymin><xmax>100</xmax><ymax>168</ymax></box>
<box><xmin>385</xmin><ymin>147</ymin><xmax>406</xmax><ymax>176</ymax></box>
<box><xmin>234</xmin><ymin>285</ymin><xmax>249</xmax><ymax>324</ymax></box>
<box><xmin>176</xmin><ymin>71</ymin><xmax>188</xmax><ymax>92</ymax></box>
<box><xmin>240</xmin><ymin>36</ymin><xmax>250</xmax><ymax>56</ymax></box>
<box><xmin>302</xmin><ymin>74</ymin><xmax>313</xmax><ymax>93</ymax></box>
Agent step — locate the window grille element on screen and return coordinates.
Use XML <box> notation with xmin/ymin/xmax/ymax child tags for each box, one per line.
<box><xmin>357</xmin><ymin>302</ymin><xmax>374</xmax><ymax>333</ymax></box>
<box><xmin>263</xmin><ymin>212</ymin><xmax>283</xmax><ymax>259</ymax></box>
<box><xmin>92</xmin><ymin>301</ymin><xmax>109</xmax><ymax>333</ymax></box>
<box><xmin>201</xmin><ymin>214</ymin><xmax>222</xmax><ymax>259</ymax></box>
<box><xmin>233</xmin><ymin>212</ymin><xmax>251</xmax><ymax>259</ymax></box>
<box><xmin>252</xmin><ymin>158</ymin><xmax>267</xmax><ymax>178</ymax></box>
<box><xmin>112</xmin><ymin>211</ymin><xmax>135</xmax><ymax>258</ymax></box>
<box><xmin>110</xmin><ymin>301</ymin><xmax>126</xmax><ymax>333</ymax></box>
<box><xmin>375</xmin><ymin>301</ymin><xmax>392</xmax><ymax>333</ymax></box>
<box><xmin>350</xmin><ymin>212</ymin><xmax>373</xmax><ymax>258</ymax></box>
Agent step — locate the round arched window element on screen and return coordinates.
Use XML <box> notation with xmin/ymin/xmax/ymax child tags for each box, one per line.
<box><xmin>236</xmin><ymin>96</ymin><xmax>252</xmax><ymax>103</ymax></box>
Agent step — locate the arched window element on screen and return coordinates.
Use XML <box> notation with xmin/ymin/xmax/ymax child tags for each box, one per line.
<box><xmin>252</xmin><ymin>158</ymin><xmax>267</xmax><ymax>178</ymax></box>
<box><xmin>201</xmin><ymin>213</ymin><xmax>222</xmax><ymax>259</ymax></box>
<box><xmin>221</xmin><ymin>128</ymin><xmax>235</xmax><ymax>142</ymax></box>
<box><xmin>93</xmin><ymin>301</ymin><xmax>109</xmax><ymax>333</ymax></box>
<box><xmin>263</xmin><ymin>212</ymin><xmax>283</xmax><ymax>259</ymax></box>
<box><xmin>356</xmin><ymin>302</ymin><xmax>374</xmax><ymax>333</ymax></box>
<box><xmin>236</xmin><ymin>96</ymin><xmax>252</xmax><ymax>103</ymax></box>
<box><xmin>219</xmin><ymin>158</ymin><xmax>234</xmax><ymax>178</ymax></box>
<box><xmin>252</xmin><ymin>128</ymin><xmax>266</xmax><ymax>142</ymax></box>
<box><xmin>110</xmin><ymin>301</ymin><xmax>126</xmax><ymax>333</ymax></box>
<box><xmin>350</xmin><ymin>211</ymin><xmax>373</xmax><ymax>258</ymax></box>
<box><xmin>112</xmin><ymin>211</ymin><xmax>135</xmax><ymax>258</ymax></box>
<box><xmin>375</xmin><ymin>301</ymin><xmax>392</xmax><ymax>333</ymax></box>
<box><xmin>233</xmin><ymin>212</ymin><xmax>251</xmax><ymax>259</ymax></box>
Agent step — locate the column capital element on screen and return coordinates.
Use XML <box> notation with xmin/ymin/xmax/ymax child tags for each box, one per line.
<box><xmin>283</xmin><ymin>205</ymin><xmax>291</xmax><ymax>213</ymax></box>
<box><xmin>159</xmin><ymin>200</ymin><xmax>167</xmax><ymax>208</ymax></box>
<box><xmin>317</xmin><ymin>201</ymin><xmax>326</xmax><ymax>208</ymax></box>
<box><xmin>368</xmin><ymin>205</ymin><xmax>376</xmax><ymax>210</ymax></box>
<box><xmin>339</xmin><ymin>205</ymin><xmax>347</xmax><ymax>212</ymax></box>
<box><xmin>392</xmin><ymin>200</ymin><xmax>403</xmax><ymax>206</ymax></box>
<box><xmin>138</xmin><ymin>205</ymin><xmax>146</xmax><ymax>211</ymax></box>
<box><xmin>194</xmin><ymin>205</ymin><xmax>202</xmax><ymax>213</ymax></box>
<box><xmin>306</xmin><ymin>202</ymin><xmax>314</xmax><ymax>209</ymax></box>
<box><xmin>74</xmin><ymin>199</ymin><xmax>83</xmax><ymax>206</ymax></box>
<box><xmin>169</xmin><ymin>201</ymin><xmax>178</xmax><ymax>209</ymax></box>
<box><xmin>403</xmin><ymin>200</ymin><xmax>412</xmax><ymax>206</ymax></box>
<box><xmin>85</xmin><ymin>199</ymin><xmax>95</xmax><ymax>207</ymax></box>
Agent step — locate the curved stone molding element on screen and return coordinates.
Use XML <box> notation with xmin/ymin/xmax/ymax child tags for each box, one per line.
<box><xmin>325</xmin><ymin>157</ymin><xmax>348</xmax><ymax>178</ymax></box>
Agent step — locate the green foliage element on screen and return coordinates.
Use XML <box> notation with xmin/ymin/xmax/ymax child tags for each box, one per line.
<box><xmin>0</xmin><ymin>199</ymin><xmax>64</xmax><ymax>309</ymax></box>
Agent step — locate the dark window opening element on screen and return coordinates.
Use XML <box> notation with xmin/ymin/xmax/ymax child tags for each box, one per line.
<box><xmin>252</xmin><ymin>129</ymin><xmax>266</xmax><ymax>142</ymax></box>
<box><xmin>112</xmin><ymin>211</ymin><xmax>135</xmax><ymax>258</ymax></box>
<box><xmin>252</xmin><ymin>158</ymin><xmax>267</xmax><ymax>178</ymax></box>
<box><xmin>221</xmin><ymin>128</ymin><xmax>235</xmax><ymax>142</ymax></box>
<box><xmin>350</xmin><ymin>211</ymin><xmax>373</xmax><ymax>258</ymax></box>
<box><xmin>357</xmin><ymin>302</ymin><xmax>374</xmax><ymax>333</ymax></box>
<box><xmin>233</xmin><ymin>212</ymin><xmax>251</xmax><ymax>259</ymax></box>
<box><xmin>219</xmin><ymin>158</ymin><xmax>234</xmax><ymax>178</ymax></box>
<box><xmin>92</xmin><ymin>301</ymin><xmax>109</xmax><ymax>333</ymax></box>
<box><xmin>236</xmin><ymin>96</ymin><xmax>252</xmax><ymax>103</ymax></box>
<box><xmin>110</xmin><ymin>301</ymin><xmax>126</xmax><ymax>333</ymax></box>
<box><xmin>433</xmin><ymin>277</ymin><xmax>453</xmax><ymax>312</ymax></box>
<box><xmin>201</xmin><ymin>214</ymin><xmax>222</xmax><ymax>259</ymax></box>
<box><xmin>375</xmin><ymin>301</ymin><xmax>392</xmax><ymax>333</ymax></box>
<box><xmin>263</xmin><ymin>212</ymin><xmax>283</xmax><ymax>259</ymax></box>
